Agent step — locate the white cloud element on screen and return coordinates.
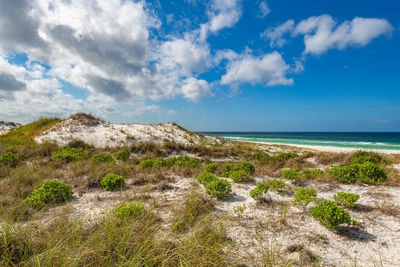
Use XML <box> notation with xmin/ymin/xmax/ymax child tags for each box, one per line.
<box><xmin>263</xmin><ymin>15</ymin><xmax>393</xmax><ymax>55</ymax></box>
<box><xmin>261</xmin><ymin>20</ymin><xmax>294</xmax><ymax>47</ymax></box>
<box><xmin>181</xmin><ymin>78</ymin><xmax>213</xmax><ymax>101</ymax></box>
<box><xmin>257</xmin><ymin>1</ymin><xmax>270</xmax><ymax>19</ymax></box>
<box><xmin>221</xmin><ymin>51</ymin><xmax>293</xmax><ymax>86</ymax></box>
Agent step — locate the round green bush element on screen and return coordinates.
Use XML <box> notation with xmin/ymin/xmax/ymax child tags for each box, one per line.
<box><xmin>309</xmin><ymin>200</ymin><xmax>357</xmax><ymax>229</ymax></box>
<box><xmin>282</xmin><ymin>169</ymin><xmax>301</xmax><ymax>180</ymax></box>
<box><xmin>139</xmin><ymin>157</ymin><xmax>164</xmax><ymax>169</ymax></box>
<box><xmin>114</xmin><ymin>150</ymin><xmax>130</xmax><ymax>161</ymax></box>
<box><xmin>356</xmin><ymin>162</ymin><xmax>386</xmax><ymax>184</ymax></box>
<box><xmin>114</xmin><ymin>202</ymin><xmax>144</xmax><ymax>219</ymax></box>
<box><xmin>351</xmin><ymin>151</ymin><xmax>383</xmax><ymax>165</ymax></box>
<box><xmin>23</xmin><ymin>180</ymin><xmax>74</xmax><ymax>210</ymax></box>
<box><xmin>327</xmin><ymin>165</ymin><xmax>358</xmax><ymax>184</ymax></box>
<box><xmin>250</xmin><ymin>183</ymin><xmax>270</xmax><ymax>200</ymax></box>
<box><xmin>240</xmin><ymin>161</ymin><xmax>255</xmax><ymax>175</ymax></box>
<box><xmin>100</xmin><ymin>174</ymin><xmax>125</xmax><ymax>191</ymax></box>
<box><xmin>197</xmin><ymin>172</ymin><xmax>218</xmax><ymax>185</ymax></box>
<box><xmin>205</xmin><ymin>178</ymin><xmax>232</xmax><ymax>199</ymax></box>
<box><xmin>301</xmin><ymin>169</ymin><xmax>325</xmax><ymax>179</ymax></box>
<box><xmin>51</xmin><ymin>147</ymin><xmax>89</xmax><ymax>162</ymax></box>
<box><xmin>91</xmin><ymin>153</ymin><xmax>114</xmax><ymax>164</ymax></box>
<box><xmin>265</xmin><ymin>179</ymin><xmax>287</xmax><ymax>192</ymax></box>
<box><xmin>229</xmin><ymin>170</ymin><xmax>249</xmax><ymax>182</ymax></box>
<box><xmin>204</xmin><ymin>163</ymin><xmax>218</xmax><ymax>173</ymax></box>
<box><xmin>333</xmin><ymin>192</ymin><xmax>360</xmax><ymax>208</ymax></box>
<box><xmin>0</xmin><ymin>152</ymin><xmax>19</xmax><ymax>167</ymax></box>
<box><xmin>293</xmin><ymin>187</ymin><xmax>317</xmax><ymax>208</ymax></box>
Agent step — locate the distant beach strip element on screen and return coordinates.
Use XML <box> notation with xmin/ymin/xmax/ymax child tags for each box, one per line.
<box><xmin>204</xmin><ymin>132</ymin><xmax>400</xmax><ymax>153</ymax></box>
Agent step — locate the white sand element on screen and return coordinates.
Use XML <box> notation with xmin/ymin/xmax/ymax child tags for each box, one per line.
<box><xmin>0</xmin><ymin>121</ymin><xmax>21</xmax><ymax>135</ymax></box>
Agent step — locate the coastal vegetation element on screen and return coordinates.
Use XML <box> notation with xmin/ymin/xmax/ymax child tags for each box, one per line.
<box><xmin>0</xmin><ymin>114</ymin><xmax>399</xmax><ymax>265</ymax></box>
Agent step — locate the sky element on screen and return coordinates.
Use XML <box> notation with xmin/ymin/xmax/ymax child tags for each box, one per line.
<box><xmin>0</xmin><ymin>0</ymin><xmax>399</xmax><ymax>131</ymax></box>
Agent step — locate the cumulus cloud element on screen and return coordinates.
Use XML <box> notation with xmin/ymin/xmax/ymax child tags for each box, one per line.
<box><xmin>261</xmin><ymin>20</ymin><xmax>294</xmax><ymax>47</ymax></box>
<box><xmin>257</xmin><ymin>1</ymin><xmax>271</xmax><ymax>19</ymax></box>
<box><xmin>263</xmin><ymin>14</ymin><xmax>393</xmax><ymax>54</ymax></box>
<box><xmin>181</xmin><ymin>78</ymin><xmax>213</xmax><ymax>101</ymax></box>
<box><xmin>221</xmin><ymin>51</ymin><xmax>293</xmax><ymax>86</ymax></box>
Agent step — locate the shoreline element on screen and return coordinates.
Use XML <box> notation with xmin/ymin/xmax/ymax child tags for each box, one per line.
<box><xmin>238</xmin><ymin>140</ymin><xmax>400</xmax><ymax>154</ymax></box>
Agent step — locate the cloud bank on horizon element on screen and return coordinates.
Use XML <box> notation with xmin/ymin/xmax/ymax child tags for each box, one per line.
<box><xmin>0</xmin><ymin>0</ymin><xmax>395</xmax><ymax>123</ymax></box>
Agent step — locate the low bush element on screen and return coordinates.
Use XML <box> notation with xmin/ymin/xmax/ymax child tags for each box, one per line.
<box><xmin>100</xmin><ymin>174</ymin><xmax>125</xmax><ymax>191</ymax></box>
<box><xmin>205</xmin><ymin>178</ymin><xmax>232</xmax><ymax>199</ymax></box>
<box><xmin>333</xmin><ymin>192</ymin><xmax>360</xmax><ymax>208</ymax></box>
<box><xmin>271</xmin><ymin>152</ymin><xmax>298</xmax><ymax>164</ymax></box>
<box><xmin>91</xmin><ymin>153</ymin><xmax>114</xmax><ymax>164</ymax></box>
<box><xmin>229</xmin><ymin>170</ymin><xmax>249</xmax><ymax>182</ymax></box>
<box><xmin>52</xmin><ymin>147</ymin><xmax>89</xmax><ymax>162</ymax></box>
<box><xmin>23</xmin><ymin>180</ymin><xmax>73</xmax><ymax>210</ymax></box>
<box><xmin>253</xmin><ymin>151</ymin><xmax>271</xmax><ymax>161</ymax></box>
<box><xmin>265</xmin><ymin>179</ymin><xmax>288</xmax><ymax>192</ymax></box>
<box><xmin>327</xmin><ymin>165</ymin><xmax>358</xmax><ymax>184</ymax></box>
<box><xmin>357</xmin><ymin>162</ymin><xmax>386</xmax><ymax>184</ymax></box>
<box><xmin>351</xmin><ymin>150</ymin><xmax>383</xmax><ymax>165</ymax></box>
<box><xmin>249</xmin><ymin>183</ymin><xmax>270</xmax><ymax>200</ymax></box>
<box><xmin>282</xmin><ymin>169</ymin><xmax>301</xmax><ymax>180</ymax></box>
<box><xmin>114</xmin><ymin>202</ymin><xmax>144</xmax><ymax>219</ymax></box>
<box><xmin>139</xmin><ymin>157</ymin><xmax>164</xmax><ymax>169</ymax></box>
<box><xmin>293</xmin><ymin>187</ymin><xmax>317</xmax><ymax>208</ymax></box>
<box><xmin>114</xmin><ymin>150</ymin><xmax>130</xmax><ymax>161</ymax></box>
<box><xmin>240</xmin><ymin>161</ymin><xmax>255</xmax><ymax>175</ymax></box>
<box><xmin>0</xmin><ymin>152</ymin><xmax>19</xmax><ymax>167</ymax></box>
<box><xmin>164</xmin><ymin>155</ymin><xmax>201</xmax><ymax>168</ymax></box>
<box><xmin>204</xmin><ymin>163</ymin><xmax>218</xmax><ymax>173</ymax></box>
<box><xmin>221</xmin><ymin>163</ymin><xmax>239</xmax><ymax>177</ymax></box>
<box><xmin>197</xmin><ymin>172</ymin><xmax>218</xmax><ymax>185</ymax></box>
<box><xmin>309</xmin><ymin>200</ymin><xmax>358</xmax><ymax>229</ymax></box>
<box><xmin>302</xmin><ymin>169</ymin><xmax>325</xmax><ymax>179</ymax></box>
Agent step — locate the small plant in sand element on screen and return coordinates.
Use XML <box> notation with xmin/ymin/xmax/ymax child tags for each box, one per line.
<box><xmin>197</xmin><ymin>172</ymin><xmax>218</xmax><ymax>185</ymax></box>
<box><xmin>333</xmin><ymin>192</ymin><xmax>360</xmax><ymax>208</ymax></box>
<box><xmin>114</xmin><ymin>150</ymin><xmax>130</xmax><ymax>161</ymax></box>
<box><xmin>239</xmin><ymin>161</ymin><xmax>255</xmax><ymax>175</ymax></box>
<box><xmin>139</xmin><ymin>157</ymin><xmax>164</xmax><ymax>169</ymax></box>
<box><xmin>205</xmin><ymin>178</ymin><xmax>232</xmax><ymax>199</ymax></box>
<box><xmin>229</xmin><ymin>170</ymin><xmax>250</xmax><ymax>182</ymax></box>
<box><xmin>356</xmin><ymin>162</ymin><xmax>387</xmax><ymax>184</ymax></box>
<box><xmin>293</xmin><ymin>187</ymin><xmax>317</xmax><ymax>209</ymax></box>
<box><xmin>100</xmin><ymin>174</ymin><xmax>125</xmax><ymax>191</ymax></box>
<box><xmin>91</xmin><ymin>153</ymin><xmax>114</xmax><ymax>164</ymax></box>
<box><xmin>282</xmin><ymin>168</ymin><xmax>301</xmax><ymax>180</ymax></box>
<box><xmin>221</xmin><ymin>163</ymin><xmax>239</xmax><ymax>177</ymax></box>
<box><xmin>265</xmin><ymin>179</ymin><xmax>288</xmax><ymax>192</ymax></box>
<box><xmin>52</xmin><ymin>147</ymin><xmax>89</xmax><ymax>162</ymax></box>
<box><xmin>23</xmin><ymin>180</ymin><xmax>73</xmax><ymax>210</ymax></box>
<box><xmin>233</xmin><ymin>204</ymin><xmax>247</xmax><ymax>214</ymax></box>
<box><xmin>164</xmin><ymin>155</ymin><xmax>201</xmax><ymax>168</ymax></box>
<box><xmin>253</xmin><ymin>151</ymin><xmax>271</xmax><ymax>161</ymax></box>
<box><xmin>250</xmin><ymin>182</ymin><xmax>270</xmax><ymax>200</ymax></box>
<box><xmin>0</xmin><ymin>152</ymin><xmax>19</xmax><ymax>167</ymax></box>
<box><xmin>309</xmin><ymin>200</ymin><xmax>358</xmax><ymax>229</ymax></box>
<box><xmin>204</xmin><ymin>163</ymin><xmax>218</xmax><ymax>173</ymax></box>
<box><xmin>301</xmin><ymin>169</ymin><xmax>325</xmax><ymax>179</ymax></box>
<box><xmin>270</xmin><ymin>152</ymin><xmax>298</xmax><ymax>163</ymax></box>
<box><xmin>114</xmin><ymin>202</ymin><xmax>144</xmax><ymax>219</ymax></box>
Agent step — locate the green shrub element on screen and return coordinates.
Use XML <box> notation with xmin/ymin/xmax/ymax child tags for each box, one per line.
<box><xmin>221</xmin><ymin>163</ymin><xmax>239</xmax><ymax>177</ymax></box>
<box><xmin>327</xmin><ymin>165</ymin><xmax>358</xmax><ymax>184</ymax></box>
<box><xmin>52</xmin><ymin>147</ymin><xmax>89</xmax><ymax>162</ymax></box>
<box><xmin>249</xmin><ymin>183</ymin><xmax>270</xmax><ymax>200</ymax></box>
<box><xmin>205</xmin><ymin>178</ymin><xmax>232</xmax><ymax>199</ymax></box>
<box><xmin>302</xmin><ymin>169</ymin><xmax>325</xmax><ymax>179</ymax></box>
<box><xmin>0</xmin><ymin>152</ymin><xmax>19</xmax><ymax>167</ymax></box>
<box><xmin>239</xmin><ymin>161</ymin><xmax>255</xmax><ymax>175</ymax></box>
<box><xmin>253</xmin><ymin>151</ymin><xmax>271</xmax><ymax>161</ymax></box>
<box><xmin>356</xmin><ymin>162</ymin><xmax>386</xmax><ymax>184</ymax></box>
<box><xmin>351</xmin><ymin>151</ymin><xmax>383</xmax><ymax>165</ymax></box>
<box><xmin>282</xmin><ymin>169</ymin><xmax>301</xmax><ymax>180</ymax></box>
<box><xmin>333</xmin><ymin>192</ymin><xmax>360</xmax><ymax>208</ymax></box>
<box><xmin>114</xmin><ymin>150</ymin><xmax>130</xmax><ymax>161</ymax></box>
<box><xmin>293</xmin><ymin>187</ymin><xmax>317</xmax><ymax>208</ymax></box>
<box><xmin>229</xmin><ymin>170</ymin><xmax>249</xmax><ymax>182</ymax></box>
<box><xmin>139</xmin><ymin>157</ymin><xmax>164</xmax><ymax>169</ymax></box>
<box><xmin>265</xmin><ymin>179</ymin><xmax>288</xmax><ymax>192</ymax></box>
<box><xmin>197</xmin><ymin>172</ymin><xmax>218</xmax><ymax>185</ymax></box>
<box><xmin>204</xmin><ymin>163</ymin><xmax>218</xmax><ymax>173</ymax></box>
<box><xmin>309</xmin><ymin>200</ymin><xmax>358</xmax><ymax>229</ymax></box>
<box><xmin>91</xmin><ymin>153</ymin><xmax>114</xmax><ymax>164</ymax></box>
<box><xmin>164</xmin><ymin>155</ymin><xmax>201</xmax><ymax>168</ymax></box>
<box><xmin>100</xmin><ymin>174</ymin><xmax>125</xmax><ymax>191</ymax></box>
<box><xmin>23</xmin><ymin>180</ymin><xmax>73</xmax><ymax>210</ymax></box>
<box><xmin>114</xmin><ymin>202</ymin><xmax>144</xmax><ymax>219</ymax></box>
<box><xmin>271</xmin><ymin>152</ymin><xmax>298</xmax><ymax>163</ymax></box>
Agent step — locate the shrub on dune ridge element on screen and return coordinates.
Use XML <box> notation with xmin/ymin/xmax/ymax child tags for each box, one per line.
<box><xmin>91</xmin><ymin>153</ymin><xmax>114</xmax><ymax>164</ymax></box>
<box><xmin>52</xmin><ymin>147</ymin><xmax>89</xmax><ymax>162</ymax></box>
<box><xmin>301</xmin><ymin>169</ymin><xmax>325</xmax><ymax>179</ymax></box>
<box><xmin>0</xmin><ymin>152</ymin><xmax>19</xmax><ymax>167</ymax></box>
<box><xmin>239</xmin><ymin>161</ymin><xmax>255</xmax><ymax>175</ymax></box>
<box><xmin>328</xmin><ymin>162</ymin><xmax>386</xmax><ymax>184</ymax></box>
<box><xmin>282</xmin><ymin>169</ymin><xmax>301</xmax><ymax>180</ymax></box>
<box><xmin>310</xmin><ymin>200</ymin><xmax>358</xmax><ymax>229</ymax></box>
<box><xmin>197</xmin><ymin>172</ymin><xmax>218</xmax><ymax>185</ymax></box>
<box><xmin>23</xmin><ymin>180</ymin><xmax>73</xmax><ymax>210</ymax></box>
<box><xmin>206</xmin><ymin>178</ymin><xmax>232</xmax><ymax>199</ymax></box>
<box><xmin>350</xmin><ymin>150</ymin><xmax>384</xmax><ymax>165</ymax></box>
<box><xmin>114</xmin><ymin>202</ymin><xmax>144</xmax><ymax>219</ymax></box>
<box><xmin>204</xmin><ymin>163</ymin><xmax>218</xmax><ymax>173</ymax></box>
<box><xmin>101</xmin><ymin>174</ymin><xmax>125</xmax><ymax>191</ymax></box>
<box><xmin>229</xmin><ymin>170</ymin><xmax>250</xmax><ymax>182</ymax></box>
<box><xmin>114</xmin><ymin>150</ymin><xmax>130</xmax><ymax>161</ymax></box>
<box><xmin>333</xmin><ymin>192</ymin><xmax>360</xmax><ymax>208</ymax></box>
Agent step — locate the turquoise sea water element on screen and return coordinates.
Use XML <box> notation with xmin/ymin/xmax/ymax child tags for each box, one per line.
<box><xmin>203</xmin><ymin>132</ymin><xmax>400</xmax><ymax>151</ymax></box>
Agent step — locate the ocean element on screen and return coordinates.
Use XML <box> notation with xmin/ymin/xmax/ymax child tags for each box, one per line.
<box><xmin>203</xmin><ymin>132</ymin><xmax>400</xmax><ymax>151</ymax></box>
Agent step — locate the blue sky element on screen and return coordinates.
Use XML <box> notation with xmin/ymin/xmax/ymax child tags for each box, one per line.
<box><xmin>0</xmin><ymin>0</ymin><xmax>399</xmax><ymax>131</ymax></box>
